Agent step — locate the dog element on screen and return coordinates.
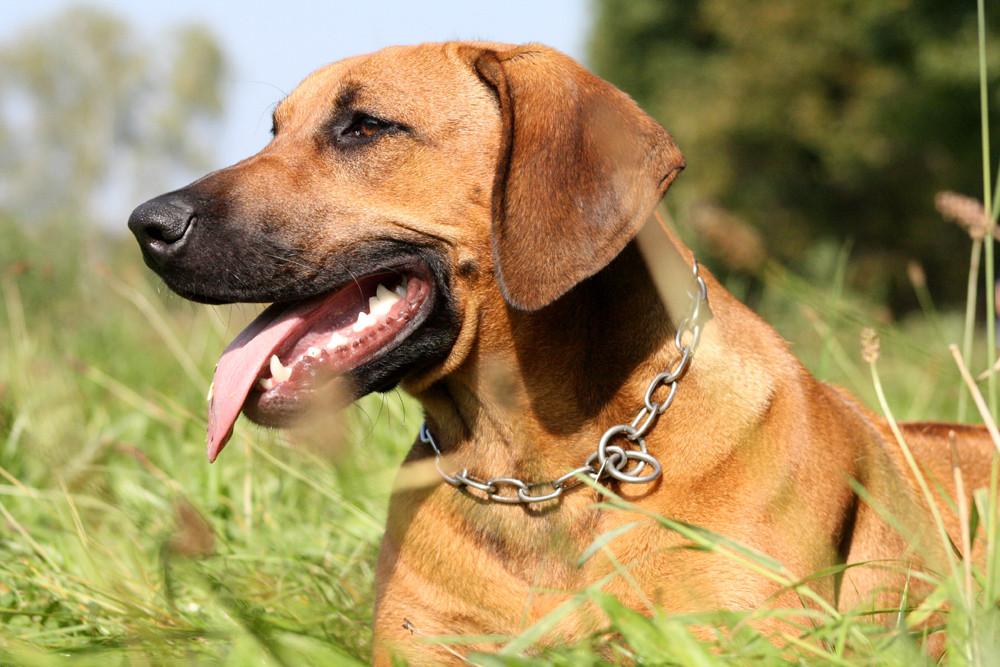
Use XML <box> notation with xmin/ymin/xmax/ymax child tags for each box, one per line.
<box><xmin>128</xmin><ymin>42</ymin><xmax>994</xmax><ymax>665</ymax></box>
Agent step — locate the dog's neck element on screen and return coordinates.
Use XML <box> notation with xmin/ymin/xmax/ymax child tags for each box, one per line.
<box><xmin>417</xmin><ymin>237</ymin><xmax>695</xmax><ymax>495</ymax></box>
<box><xmin>399</xmin><ymin>225</ymin><xmax>785</xmax><ymax>593</ymax></box>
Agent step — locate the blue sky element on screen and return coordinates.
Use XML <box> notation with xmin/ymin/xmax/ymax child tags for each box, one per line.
<box><xmin>3</xmin><ymin>0</ymin><xmax>590</xmax><ymax>170</ymax></box>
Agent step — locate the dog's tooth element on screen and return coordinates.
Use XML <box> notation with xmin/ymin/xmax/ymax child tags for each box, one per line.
<box><xmin>369</xmin><ymin>295</ymin><xmax>381</xmax><ymax>313</ymax></box>
<box><xmin>259</xmin><ymin>377</ymin><xmax>274</xmax><ymax>391</ymax></box>
<box><xmin>371</xmin><ymin>287</ymin><xmax>400</xmax><ymax>316</ymax></box>
<box><xmin>352</xmin><ymin>311</ymin><xmax>375</xmax><ymax>332</ymax></box>
<box><xmin>327</xmin><ymin>332</ymin><xmax>347</xmax><ymax>348</ymax></box>
<box><xmin>394</xmin><ymin>277</ymin><xmax>408</xmax><ymax>298</ymax></box>
<box><xmin>270</xmin><ymin>354</ymin><xmax>291</xmax><ymax>382</ymax></box>
<box><xmin>206</xmin><ymin>382</ymin><xmax>214</xmax><ymax>402</ymax></box>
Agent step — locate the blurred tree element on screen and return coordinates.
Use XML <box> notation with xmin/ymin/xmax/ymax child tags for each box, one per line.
<box><xmin>590</xmin><ymin>0</ymin><xmax>1000</xmax><ymax>309</ymax></box>
<box><xmin>0</xmin><ymin>6</ymin><xmax>226</xmax><ymax>226</ymax></box>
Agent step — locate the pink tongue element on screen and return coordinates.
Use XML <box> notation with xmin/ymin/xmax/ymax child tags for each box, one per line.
<box><xmin>206</xmin><ymin>300</ymin><xmax>316</xmax><ymax>462</ymax></box>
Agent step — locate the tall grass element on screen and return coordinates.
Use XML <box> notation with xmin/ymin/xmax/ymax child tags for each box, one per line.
<box><xmin>0</xmin><ymin>221</ymin><xmax>418</xmax><ymax>665</ymax></box>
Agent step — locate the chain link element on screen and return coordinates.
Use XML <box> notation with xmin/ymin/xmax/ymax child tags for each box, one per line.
<box><xmin>420</xmin><ymin>259</ymin><xmax>708</xmax><ymax>504</ymax></box>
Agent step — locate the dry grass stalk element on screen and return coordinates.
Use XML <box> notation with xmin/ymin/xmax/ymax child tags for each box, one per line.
<box><xmin>977</xmin><ymin>357</ymin><xmax>1000</xmax><ymax>382</ymax></box>
<box><xmin>688</xmin><ymin>201</ymin><xmax>767</xmax><ymax>274</ymax></box>
<box><xmin>167</xmin><ymin>498</ymin><xmax>216</xmax><ymax>559</ymax></box>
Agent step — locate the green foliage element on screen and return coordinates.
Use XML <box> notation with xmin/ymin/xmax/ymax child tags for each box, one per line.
<box><xmin>589</xmin><ymin>0</ymin><xmax>1000</xmax><ymax>310</ymax></box>
<box><xmin>0</xmin><ymin>6</ymin><xmax>227</xmax><ymax>225</ymax></box>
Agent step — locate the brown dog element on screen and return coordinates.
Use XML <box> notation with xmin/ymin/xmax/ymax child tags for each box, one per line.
<box><xmin>128</xmin><ymin>42</ymin><xmax>994</xmax><ymax>664</ymax></box>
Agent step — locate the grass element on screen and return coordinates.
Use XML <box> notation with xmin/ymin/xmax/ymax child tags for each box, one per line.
<box><xmin>0</xmin><ymin>221</ymin><xmax>416</xmax><ymax>665</ymax></box>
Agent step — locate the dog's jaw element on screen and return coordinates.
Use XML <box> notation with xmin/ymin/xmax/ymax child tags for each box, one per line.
<box><xmin>206</xmin><ymin>262</ymin><xmax>443</xmax><ymax>461</ymax></box>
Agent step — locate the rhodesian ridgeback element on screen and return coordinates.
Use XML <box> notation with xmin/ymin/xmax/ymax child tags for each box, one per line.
<box><xmin>128</xmin><ymin>42</ymin><xmax>994</xmax><ymax>664</ymax></box>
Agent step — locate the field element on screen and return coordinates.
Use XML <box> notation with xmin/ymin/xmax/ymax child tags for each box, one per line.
<box><xmin>1</xmin><ymin>203</ymin><xmax>999</xmax><ymax>666</ymax></box>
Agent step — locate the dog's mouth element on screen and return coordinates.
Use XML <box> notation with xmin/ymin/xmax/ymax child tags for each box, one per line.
<box><xmin>207</xmin><ymin>260</ymin><xmax>435</xmax><ymax>462</ymax></box>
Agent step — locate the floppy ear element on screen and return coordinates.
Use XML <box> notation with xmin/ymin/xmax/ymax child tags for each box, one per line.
<box><xmin>471</xmin><ymin>44</ymin><xmax>685</xmax><ymax>311</ymax></box>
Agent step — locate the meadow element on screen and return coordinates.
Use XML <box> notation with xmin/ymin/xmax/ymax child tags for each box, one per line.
<box><xmin>4</xmin><ymin>4</ymin><xmax>1000</xmax><ymax>661</ymax></box>
<box><xmin>1</xmin><ymin>192</ymin><xmax>999</xmax><ymax>665</ymax></box>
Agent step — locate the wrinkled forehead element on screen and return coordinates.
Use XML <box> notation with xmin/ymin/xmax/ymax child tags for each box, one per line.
<box><xmin>272</xmin><ymin>43</ymin><xmax>507</xmax><ymax>131</ymax></box>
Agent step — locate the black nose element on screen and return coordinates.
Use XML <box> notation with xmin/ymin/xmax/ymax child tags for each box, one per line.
<box><xmin>127</xmin><ymin>194</ymin><xmax>197</xmax><ymax>267</ymax></box>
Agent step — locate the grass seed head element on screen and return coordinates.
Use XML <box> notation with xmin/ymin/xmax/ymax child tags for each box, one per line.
<box><xmin>935</xmin><ymin>191</ymin><xmax>994</xmax><ymax>241</ymax></box>
<box><xmin>860</xmin><ymin>327</ymin><xmax>881</xmax><ymax>365</ymax></box>
<box><xmin>907</xmin><ymin>260</ymin><xmax>926</xmax><ymax>290</ymax></box>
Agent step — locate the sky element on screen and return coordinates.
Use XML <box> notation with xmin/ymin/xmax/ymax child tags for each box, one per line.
<box><xmin>3</xmin><ymin>0</ymin><xmax>590</xmax><ymax>172</ymax></box>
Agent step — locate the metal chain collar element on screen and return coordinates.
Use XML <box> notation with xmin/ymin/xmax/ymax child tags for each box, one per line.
<box><xmin>420</xmin><ymin>259</ymin><xmax>708</xmax><ymax>504</ymax></box>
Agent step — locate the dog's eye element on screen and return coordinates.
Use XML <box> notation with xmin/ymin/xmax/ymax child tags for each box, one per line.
<box><xmin>344</xmin><ymin>115</ymin><xmax>389</xmax><ymax>139</ymax></box>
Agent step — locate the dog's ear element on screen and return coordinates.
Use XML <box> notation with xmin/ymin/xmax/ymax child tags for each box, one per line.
<box><xmin>469</xmin><ymin>44</ymin><xmax>685</xmax><ymax>311</ymax></box>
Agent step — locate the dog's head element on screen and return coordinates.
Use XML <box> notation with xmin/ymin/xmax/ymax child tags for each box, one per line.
<box><xmin>128</xmin><ymin>42</ymin><xmax>684</xmax><ymax>461</ymax></box>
